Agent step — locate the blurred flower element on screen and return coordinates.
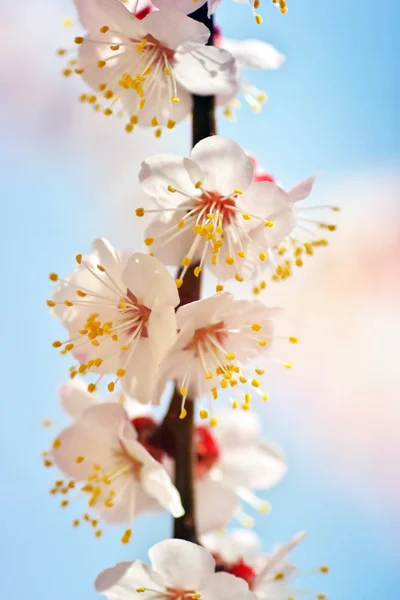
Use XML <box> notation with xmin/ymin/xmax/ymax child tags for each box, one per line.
<box><xmin>244</xmin><ymin>174</ymin><xmax>339</xmax><ymax>292</ymax></box>
<box><xmin>138</xmin><ymin>135</ymin><xmax>298</xmax><ymax>286</ymax></box>
<box><xmin>191</xmin><ymin>409</ymin><xmax>287</xmax><ymax>532</ymax></box>
<box><xmin>50</xmin><ymin>402</ymin><xmax>184</xmax><ymax>542</ymax></box>
<box><xmin>67</xmin><ymin>0</ymin><xmax>236</xmax><ymax>135</ymax></box>
<box><xmin>95</xmin><ymin>538</ymin><xmax>256</xmax><ymax>599</ymax></box>
<box><xmin>153</xmin><ymin>292</ymin><xmax>293</xmax><ymax>417</ymax></box>
<box><xmin>214</xmin><ymin>27</ymin><xmax>286</xmax><ymax>120</ymax></box>
<box><xmin>202</xmin><ymin>529</ymin><xmax>328</xmax><ymax>599</ymax></box>
<box><xmin>48</xmin><ymin>239</ymin><xmax>179</xmax><ymax>402</ymax></box>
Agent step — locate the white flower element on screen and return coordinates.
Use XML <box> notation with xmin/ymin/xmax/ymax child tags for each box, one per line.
<box><xmin>137</xmin><ymin>135</ymin><xmax>297</xmax><ymax>287</ymax></box>
<box><xmin>48</xmin><ymin>239</ymin><xmax>179</xmax><ymax>403</ymax></box>
<box><xmin>51</xmin><ymin>402</ymin><xmax>184</xmax><ymax>542</ymax></box>
<box><xmin>202</xmin><ymin>529</ymin><xmax>262</xmax><ymax>564</ymax></box>
<box><xmin>95</xmin><ymin>538</ymin><xmax>257</xmax><ymax>599</ymax></box>
<box><xmin>202</xmin><ymin>530</ymin><xmax>328</xmax><ymax>599</ymax></box>
<box><xmin>152</xmin><ymin>0</ymin><xmax>288</xmax><ymax>25</ymax></box>
<box><xmin>154</xmin><ymin>292</ymin><xmax>293</xmax><ymax>417</ymax></box>
<box><xmin>242</xmin><ymin>174</ymin><xmax>340</xmax><ymax>290</ymax></box>
<box><xmin>216</xmin><ymin>33</ymin><xmax>286</xmax><ymax>120</ymax></box>
<box><xmin>67</xmin><ymin>0</ymin><xmax>236</xmax><ymax>134</ymax></box>
<box><xmin>192</xmin><ymin>409</ymin><xmax>287</xmax><ymax>532</ymax></box>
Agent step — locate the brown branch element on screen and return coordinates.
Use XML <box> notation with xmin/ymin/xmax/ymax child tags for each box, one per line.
<box><xmin>160</xmin><ymin>4</ymin><xmax>215</xmax><ymax>543</ymax></box>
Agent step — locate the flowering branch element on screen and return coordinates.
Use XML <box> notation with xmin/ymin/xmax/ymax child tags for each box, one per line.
<box><xmin>160</xmin><ymin>3</ymin><xmax>215</xmax><ymax>544</ymax></box>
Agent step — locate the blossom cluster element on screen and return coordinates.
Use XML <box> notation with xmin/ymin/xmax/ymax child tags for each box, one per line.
<box><xmin>44</xmin><ymin>0</ymin><xmax>335</xmax><ymax>598</ymax></box>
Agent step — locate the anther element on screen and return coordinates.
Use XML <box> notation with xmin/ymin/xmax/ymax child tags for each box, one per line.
<box><xmin>179</xmin><ymin>408</ymin><xmax>187</xmax><ymax>419</ymax></box>
<box><xmin>210</xmin><ymin>417</ymin><xmax>218</xmax><ymax>427</ymax></box>
<box><xmin>144</xmin><ymin>238</ymin><xmax>154</xmax><ymax>246</ymax></box>
<box><xmin>136</xmin><ymin>208</ymin><xmax>145</xmax><ymax>217</ymax></box>
<box><xmin>49</xmin><ymin>272</ymin><xmax>58</xmax><ymax>281</ymax></box>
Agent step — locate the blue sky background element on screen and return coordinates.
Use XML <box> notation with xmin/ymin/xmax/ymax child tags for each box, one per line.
<box><xmin>1</xmin><ymin>0</ymin><xmax>399</xmax><ymax>598</ymax></box>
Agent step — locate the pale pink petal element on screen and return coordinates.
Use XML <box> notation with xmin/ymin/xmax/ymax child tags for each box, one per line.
<box><xmin>148</xmin><ymin>539</ymin><xmax>216</xmax><ymax>589</ymax></box>
<box><xmin>201</xmin><ymin>572</ymin><xmax>256</xmax><ymax>600</ymax></box>
<box><xmin>221</xmin><ymin>38</ymin><xmax>286</xmax><ymax>70</ymax></box>
<box><xmin>288</xmin><ymin>176</ymin><xmax>316</xmax><ymax>202</ymax></box>
<box><xmin>121</xmin><ymin>253</ymin><xmax>179</xmax><ymax>309</ymax></box>
<box><xmin>58</xmin><ymin>379</ymin><xmax>100</xmax><ymax>419</ymax></box>
<box><xmin>142</xmin><ymin>10</ymin><xmax>209</xmax><ymax>51</ymax></box>
<box><xmin>139</xmin><ymin>154</ymin><xmax>203</xmax><ymax>207</ymax></box>
<box><xmin>141</xmin><ymin>463</ymin><xmax>184</xmax><ymax>517</ymax></box>
<box><xmin>95</xmin><ymin>561</ymin><xmax>166</xmax><ymax>597</ymax></box>
<box><xmin>174</xmin><ymin>47</ymin><xmax>237</xmax><ymax>95</ymax></box>
<box><xmin>190</xmin><ymin>136</ymin><xmax>254</xmax><ymax>196</ymax></box>
<box><xmin>196</xmin><ymin>478</ymin><xmax>238</xmax><ymax>533</ymax></box>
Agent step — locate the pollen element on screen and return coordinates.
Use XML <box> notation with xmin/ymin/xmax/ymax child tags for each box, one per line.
<box><xmin>180</xmin><ymin>386</ymin><xmax>188</xmax><ymax>397</ymax></box>
<box><xmin>135</xmin><ymin>208</ymin><xmax>145</xmax><ymax>217</ymax></box>
<box><xmin>144</xmin><ymin>237</ymin><xmax>154</xmax><ymax>246</ymax></box>
<box><xmin>175</xmin><ymin>279</ymin><xmax>183</xmax><ymax>289</ymax></box>
<box><xmin>182</xmin><ymin>256</ymin><xmax>191</xmax><ymax>267</ymax></box>
<box><xmin>194</xmin><ymin>266</ymin><xmax>202</xmax><ymax>277</ymax></box>
<box><xmin>74</xmin><ymin>36</ymin><xmax>84</xmax><ymax>44</ymax></box>
<box><xmin>49</xmin><ymin>272</ymin><xmax>58</xmax><ymax>281</ymax></box>
<box><xmin>320</xmin><ymin>565</ymin><xmax>329</xmax><ymax>573</ymax></box>
<box><xmin>251</xmin><ymin>323</ymin><xmax>262</xmax><ymax>331</ymax></box>
<box><xmin>199</xmin><ymin>409</ymin><xmax>208</xmax><ymax>419</ymax></box>
<box><xmin>210</xmin><ymin>417</ymin><xmax>218</xmax><ymax>427</ymax></box>
<box><xmin>171</xmin><ymin>96</ymin><xmax>180</xmax><ymax>103</ymax></box>
<box><xmin>121</xmin><ymin>528</ymin><xmax>132</xmax><ymax>544</ymax></box>
<box><xmin>216</xmin><ymin>285</ymin><xmax>224</xmax><ymax>292</ymax></box>
<box><xmin>225</xmin><ymin>256</ymin><xmax>234</xmax><ymax>265</ymax></box>
<box><xmin>289</xmin><ymin>336</ymin><xmax>298</xmax><ymax>344</ymax></box>
<box><xmin>116</xmin><ymin>368</ymin><xmax>126</xmax><ymax>378</ymax></box>
<box><xmin>255</xmin><ymin>14</ymin><xmax>263</xmax><ymax>24</ymax></box>
<box><xmin>179</xmin><ymin>408</ymin><xmax>187</xmax><ymax>419</ymax></box>
<box><xmin>53</xmin><ymin>438</ymin><xmax>61</xmax><ymax>449</ymax></box>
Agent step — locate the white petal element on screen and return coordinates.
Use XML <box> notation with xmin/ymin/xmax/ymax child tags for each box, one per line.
<box><xmin>190</xmin><ymin>136</ymin><xmax>254</xmax><ymax>196</ymax></box>
<box><xmin>174</xmin><ymin>47</ymin><xmax>237</xmax><ymax>95</ymax></box>
<box><xmin>149</xmin><ymin>539</ymin><xmax>215</xmax><ymax>589</ymax></box>
<box><xmin>139</xmin><ymin>154</ymin><xmax>203</xmax><ymax>207</ymax></box>
<box><xmin>151</xmin><ymin>0</ymin><xmax>207</xmax><ymax>16</ymax></box>
<box><xmin>147</xmin><ymin>307</ymin><xmax>177</xmax><ymax>366</ymax></box>
<box><xmin>142</xmin><ymin>10</ymin><xmax>209</xmax><ymax>51</ymax></box>
<box><xmin>121</xmin><ymin>252</ymin><xmax>179</xmax><ymax>308</ymax></box>
<box><xmin>201</xmin><ymin>572</ymin><xmax>256</xmax><ymax>600</ymax></box>
<box><xmin>196</xmin><ymin>478</ymin><xmax>238</xmax><ymax>533</ymax></box>
<box><xmin>176</xmin><ymin>292</ymin><xmax>233</xmax><ymax>330</ymax></box>
<box><xmin>75</xmin><ymin>0</ymin><xmax>144</xmax><ymax>32</ymax></box>
<box><xmin>288</xmin><ymin>176</ymin><xmax>316</xmax><ymax>202</ymax></box>
<box><xmin>220</xmin><ymin>442</ymin><xmax>287</xmax><ymax>489</ymax></box>
<box><xmin>95</xmin><ymin>560</ymin><xmax>166</xmax><ymax>598</ymax></box>
<box><xmin>212</xmin><ymin>409</ymin><xmax>262</xmax><ymax>446</ymax></box>
<box><xmin>221</xmin><ymin>38</ymin><xmax>286</xmax><ymax>70</ymax></box>
<box><xmin>58</xmin><ymin>379</ymin><xmax>100</xmax><ymax>419</ymax></box>
<box><xmin>141</xmin><ymin>463</ymin><xmax>184</xmax><ymax>517</ymax></box>
<box><xmin>121</xmin><ymin>341</ymin><xmax>157</xmax><ymax>403</ymax></box>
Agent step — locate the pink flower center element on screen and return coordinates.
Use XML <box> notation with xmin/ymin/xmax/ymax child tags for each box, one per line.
<box><xmin>131</xmin><ymin>34</ymin><xmax>176</xmax><ymax>65</ymax></box>
<box><xmin>124</xmin><ymin>289</ymin><xmax>151</xmax><ymax>338</ymax></box>
<box><xmin>184</xmin><ymin>321</ymin><xmax>227</xmax><ymax>354</ymax></box>
<box><xmin>196</xmin><ymin>191</ymin><xmax>237</xmax><ymax>225</ymax></box>
<box><xmin>166</xmin><ymin>590</ymin><xmax>197</xmax><ymax>600</ymax></box>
